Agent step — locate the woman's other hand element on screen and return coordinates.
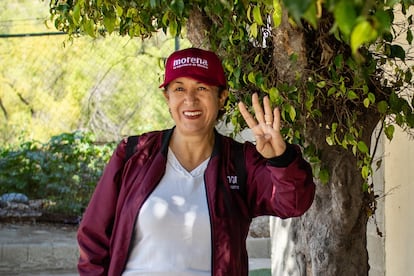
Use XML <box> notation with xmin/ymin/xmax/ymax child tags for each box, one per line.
<box><xmin>238</xmin><ymin>93</ymin><xmax>286</xmax><ymax>158</ymax></box>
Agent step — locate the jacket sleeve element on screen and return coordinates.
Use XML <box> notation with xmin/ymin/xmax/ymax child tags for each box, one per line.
<box><xmin>77</xmin><ymin>140</ymin><xmax>127</xmax><ymax>275</ymax></box>
<box><xmin>244</xmin><ymin>142</ymin><xmax>315</xmax><ymax>218</ymax></box>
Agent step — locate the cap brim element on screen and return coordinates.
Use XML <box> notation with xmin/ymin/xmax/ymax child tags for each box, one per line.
<box><xmin>159</xmin><ymin>75</ymin><xmax>222</xmax><ymax>89</ymax></box>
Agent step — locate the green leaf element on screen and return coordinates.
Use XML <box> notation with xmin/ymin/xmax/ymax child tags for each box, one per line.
<box><xmin>162</xmin><ymin>11</ymin><xmax>170</xmax><ymax>26</ymax></box>
<box><xmin>103</xmin><ymin>8</ymin><xmax>116</xmax><ymax>34</ymax></box>
<box><xmin>362</xmin><ymin>182</ymin><xmax>370</xmax><ymax>193</ymax></box>
<box><xmin>404</xmin><ymin>69</ymin><xmax>412</xmax><ymax>83</ymax></box>
<box><xmin>389</xmin><ymin>44</ymin><xmax>406</xmax><ymax>60</ymax></box>
<box><xmin>347</xmin><ymin>90</ymin><xmax>359</xmax><ymax>100</ymax></box>
<box><xmin>319</xmin><ymin>168</ymin><xmax>330</xmax><ymax>184</ymax></box>
<box><xmin>363</xmin><ymin>98</ymin><xmax>370</xmax><ymax>108</ymax></box>
<box><xmin>249</xmin><ymin>22</ymin><xmax>258</xmax><ymax>38</ymax></box>
<box><xmin>83</xmin><ymin>19</ymin><xmax>96</xmax><ymax>37</ymax></box>
<box><xmin>170</xmin><ymin>0</ymin><xmax>184</xmax><ymax>16</ymax></box>
<box><xmin>357</xmin><ymin>141</ymin><xmax>369</xmax><ymax>154</ymax></box>
<box><xmin>368</xmin><ymin>92</ymin><xmax>376</xmax><ymax>103</ymax></box>
<box><xmin>389</xmin><ymin>92</ymin><xmax>403</xmax><ymax>111</ymax></box>
<box><xmin>253</xmin><ymin>5</ymin><xmax>264</xmax><ymax>26</ymax></box>
<box><xmin>247</xmin><ymin>5</ymin><xmax>252</xmax><ymax>23</ymax></box>
<box><xmin>168</xmin><ymin>19</ymin><xmax>178</xmax><ymax>36</ymax></box>
<box><xmin>254</xmin><ymin>54</ymin><xmax>261</xmax><ymax>64</ymax></box>
<box><xmin>126</xmin><ymin>7</ymin><xmax>138</xmax><ymax>18</ymax></box>
<box><xmin>361</xmin><ymin>165</ymin><xmax>370</xmax><ymax>179</ymax></box>
<box><xmin>334</xmin><ymin>54</ymin><xmax>344</xmax><ymax>69</ymax></box>
<box><xmin>305</xmin><ymin>91</ymin><xmax>315</xmax><ymax>111</ymax></box>
<box><xmin>384</xmin><ymin>124</ymin><xmax>395</xmax><ymax>140</ymax></box>
<box><xmin>255</xmin><ymin>72</ymin><xmax>264</xmax><ymax>86</ymax></box>
<box><xmin>103</xmin><ymin>17</ymin><xmax>115</xmax><ymax>34</ymax></box>
<box><xmin>326</xmin><ymin>136</ymin><xmax>334</xmax><ymax>146</ymax></box>
<box><xmin>282</xmin><ymin>104</ymin><xmax>296</xmax><ymax>122</ymax></box>
<box><xmin>334</xmin><ymin>0</ymin><xmax>357</xmax><ymax>37</ymax></box>
<box><xmin>350</xmin><ymin>20</ymin><xmax>378</xmax><ymax>54</ymax></box>
<box><xmin>287</xmin><ymin>105</ymin><xmax>296</xmax><ymax>121</ymax></box>
<box><xmin>377</xmin><ymin>101</ymin><xmax>388</xmax><ymax>113</ymax></box>
<box><xmin>272</xmin><ymin>0</ymin><xmax>282</xmax><ymax>27</ymax></box>
<box><xmin>407</xmin><ymin>29</ymin><xmax>413</xmax><ymax>45</ymax></box>
<box><xmin>248</xmin><ymin>72</ymin><xmax>256</xmax><ymax>84</ymax></box>
<box><xmin>316</xmin><ymin>81</ymin><xmax>326</xmax><ymax>88</ymax></box>
<box><xmin>116</xmin><ymin>5</ymin><xmax>123</xmax><ymax>17</ymax></box>
<box><xmin>374</xmin><ymin>9</ymin><xmax>392</xmax><ymax>33</ymax></box>
<box><xmin>406</xmin><ymin>113</ymin><xmax>414</xmax><ymax>128</ymax></box>
<box><xmin>268</xmin><ymin>87</ymin><xmax>280</xmax><ymax>103</ymax></box>
<box><xmin>72</xmin><ymin>3</ymin><xmax>81</xmax><ymax>25</ymax></box>
<box><xmin>327</xmin><ymin>87</ymin><xmax>336</xmax><ymax>96</ymax></box>
<box><xmin>352</xmin><ymin>144</ymin><xmax>357</xmax><ymax>155</ymax></box>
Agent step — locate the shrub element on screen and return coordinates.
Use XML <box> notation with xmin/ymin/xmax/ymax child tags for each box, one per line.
<box><xmin>0</xmin><ymin>131</ymin><xmax>115</xmax><ymax>217</ymax></box>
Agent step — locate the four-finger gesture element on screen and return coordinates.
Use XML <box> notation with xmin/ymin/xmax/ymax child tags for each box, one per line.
<box><xmin>238</xmin><ymin>93</ymin><xmax>286</xmax><ymax>158</ymax></box>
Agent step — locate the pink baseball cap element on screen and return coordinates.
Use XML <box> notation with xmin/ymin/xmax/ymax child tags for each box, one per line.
<box><xmin>159</xmin><ymin>48</ymin><xmax>227</xmax><ymax>88</ymax></box>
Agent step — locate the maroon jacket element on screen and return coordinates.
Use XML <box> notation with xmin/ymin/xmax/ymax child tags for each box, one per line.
<box><xmin>77</xmin><ymin>128</ymin><xmax>315</xmax><ymax>275</ymax></box>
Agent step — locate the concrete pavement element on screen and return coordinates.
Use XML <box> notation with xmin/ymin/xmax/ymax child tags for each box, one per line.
<box><xmin>0</xmin><ymin>222</ymin><xmax>271</xmax><ymax>275</ymax></box>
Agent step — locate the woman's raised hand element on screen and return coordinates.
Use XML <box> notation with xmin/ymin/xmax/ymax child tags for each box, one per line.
<box><xmin>238</xmin><ymin>93</ymin><xmax>286</xmax><ymax>158</ymax></box>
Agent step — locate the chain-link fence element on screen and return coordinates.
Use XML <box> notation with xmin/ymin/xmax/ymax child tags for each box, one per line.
<box><xmin>1</xmin><ymin>0</ymin><xmax>191</xmax><ymax>144</ymax></box>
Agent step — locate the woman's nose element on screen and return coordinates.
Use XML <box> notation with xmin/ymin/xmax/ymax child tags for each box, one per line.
<box><xmin>184</xmin><ymin>90</ymin><xmax>198</xmax><ymax>104</ymax></box>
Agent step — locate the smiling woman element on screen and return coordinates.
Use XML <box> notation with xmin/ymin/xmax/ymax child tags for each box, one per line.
<box><xmin>163</xmin><ymin>77</ymin><xmax>227</xmax><ymax>171</ymax></box>
<box><xmin>77</xmin><ymin>47</ymin><xmax>315</xmax><ymax>276</ymax></box>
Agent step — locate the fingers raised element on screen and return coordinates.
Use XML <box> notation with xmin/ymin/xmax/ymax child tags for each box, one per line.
<box><xmin>272</xmin><ymin>107</ymin><xmax>281</xmax><ymax>130</ymax></box>
<box><xmin>263</xmin><ymin>96</ymin><xmax>273</xmax><ymax>126</ymax></box>
<box><xmin>238</xmin><ymin>101</ymin><xmax>258</xmax><ymax>129</ymax></box>
<box><xmin>252</xmin><ymin>93</ymin><xmax>265</xmax><ymax>124</ymax></box>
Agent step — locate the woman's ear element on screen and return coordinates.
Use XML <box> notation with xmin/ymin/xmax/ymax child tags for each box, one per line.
<box><xmin>163</xmin><ymin>90</ymin><xmax>169</xmax><ymax>101</ymax></box>
<box><xmin>219</xmin><ymin>89</ymin><xmax>229</xmax><ymax>106</ymax></box>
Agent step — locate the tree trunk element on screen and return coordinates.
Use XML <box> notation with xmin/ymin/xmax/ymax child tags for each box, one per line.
<box><xmin>271</xmin><ymin>140</ymin><xmax>371</xmax><ymax>276</ymax></box>
<box><xmin>293</xmin><ymin>152</ymin><xmax>368</xmax><ymax>275</ymax></box>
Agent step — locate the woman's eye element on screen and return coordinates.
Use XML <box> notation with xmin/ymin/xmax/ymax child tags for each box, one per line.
<box><xmin>173</xmin><ymin>87</ymin><xmax>185</xmax><ymax>92</ymax></box>
<box><xmin>197</xmin><ymin>86</ymin><xmax>208</xmax><ymax>91</ymax></box>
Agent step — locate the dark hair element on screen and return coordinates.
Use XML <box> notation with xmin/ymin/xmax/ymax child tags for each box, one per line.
<box><xmin>217</xmin><ymin>86</ymin><xmax>228</xmax><ymax>120</ymax></box>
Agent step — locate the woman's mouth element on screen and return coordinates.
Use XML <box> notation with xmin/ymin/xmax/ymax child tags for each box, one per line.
<box><xmin>183</xmin><ymin>111</ymin><xmax>202</xmax><ymax>117</ymax></box>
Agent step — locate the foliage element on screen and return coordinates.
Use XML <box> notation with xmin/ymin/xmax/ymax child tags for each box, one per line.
<box><xmin>0</xmin><ymin>0</ymin><xmax>176</xmax><ymax>145</ymax></box>
<box><xmin>0</xmin><ymin>131</ymin><xmax>115</xmax><ymax>216</ymax></box>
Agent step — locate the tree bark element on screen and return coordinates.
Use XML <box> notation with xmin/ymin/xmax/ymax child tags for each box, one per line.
<box><xmin>271</xmin><ymin>107</ymin><xmax>380</xmax><ymax>275</ymax></box>
<box><xmin>271</xmin><ymin>9</ymin><xmax>307</xmax><ymax>85</ymax></box>
<box><xmin>271</xmin><ymin>154</ymin><xmax>370</xmax><ymax>275</ymax></box>
<box><xmin>292</xmin><ymin>149</ymin><xmax>369</xmax><ymax>276</ymax></box>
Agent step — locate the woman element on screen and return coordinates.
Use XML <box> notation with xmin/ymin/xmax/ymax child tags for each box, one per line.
<box><xmin>77</xmin><ymin>47</ymin><xmax>315</xmax><ymax>276</ymax></box>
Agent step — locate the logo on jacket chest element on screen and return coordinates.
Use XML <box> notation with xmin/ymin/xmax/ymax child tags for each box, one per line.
<box><xmin>227</xmin><ymin>175</ymin><xmax>240</xmax><ymax>190</ymax></box>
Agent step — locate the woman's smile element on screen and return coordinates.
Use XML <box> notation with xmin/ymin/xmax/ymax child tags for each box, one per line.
<box><xmin>183</xmin><ymin>110</ymin><xmax>202</xmax><ymax>118</ymax></box>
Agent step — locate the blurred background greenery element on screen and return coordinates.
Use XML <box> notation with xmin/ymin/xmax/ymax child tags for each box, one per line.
<box><xmin>0</xmin><ymin>0</ymin><xmax>190</xmax><ymax>218</ymax></box>
<box><xmin>0</xmin><ymin>0</ymin><xmax>193</xmax><ymax>145</ymax></box>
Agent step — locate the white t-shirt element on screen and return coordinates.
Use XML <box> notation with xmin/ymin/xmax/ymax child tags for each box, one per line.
<box><xmin>122</xmin><ymin>148</ymin><xmax>212</xmax><ymax>275</ymax></box>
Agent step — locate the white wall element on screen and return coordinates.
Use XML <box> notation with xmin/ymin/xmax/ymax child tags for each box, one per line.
<box><xmin>384</xmin><ymin>127</ymin><xmax>414</xmax><ymax>275</ymax></box>
<box><xmin>368</xmin><ymin>125</ymin><xmax>414</xmax><ymax>276</ymax></box>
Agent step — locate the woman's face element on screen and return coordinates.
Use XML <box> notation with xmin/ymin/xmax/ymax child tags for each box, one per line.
<box><xmin>163</xmin><ymin>77</ymin><xmax>228</xmax><ymax>136</ymax></box>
